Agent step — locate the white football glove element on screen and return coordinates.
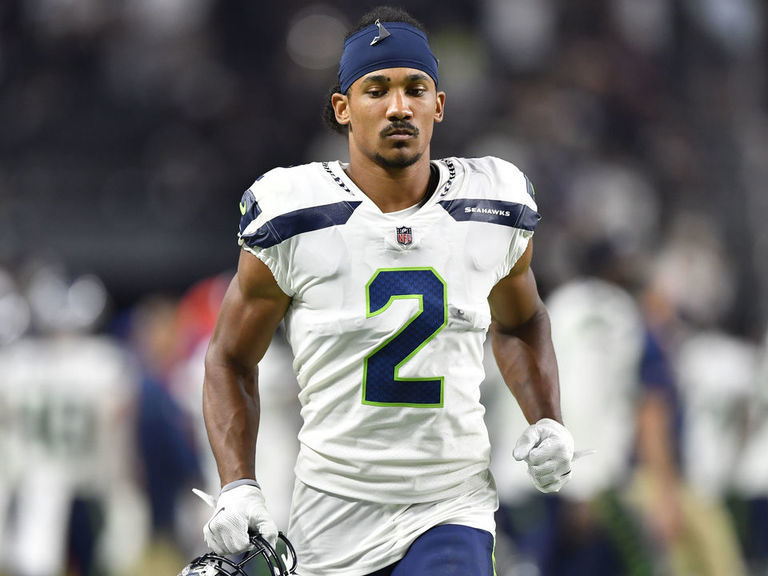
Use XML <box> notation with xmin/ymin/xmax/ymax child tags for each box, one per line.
<box><xmin>513</xmin><ymin>418</ymin><xmax>575</xmax><ymax>493</ymax></box>
<box><xmin>194</xmin><ymin>481</ymin><xmax>278</xmax><ymax>555</ymax></box>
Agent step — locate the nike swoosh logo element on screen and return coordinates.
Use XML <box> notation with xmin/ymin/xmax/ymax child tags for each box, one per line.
<box><xmin>240</xmin><ymin>201</ymin><xmax>247</xmax><ymax>215</ymax></box>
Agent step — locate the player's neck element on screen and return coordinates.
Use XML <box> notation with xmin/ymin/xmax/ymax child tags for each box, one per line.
<box><xmin>345</xmin><ymin>155</ymin><xmax>434</xmax><ymax>213</ymax></box>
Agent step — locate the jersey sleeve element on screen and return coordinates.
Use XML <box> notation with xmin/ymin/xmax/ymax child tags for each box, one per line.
<box><xmin>236</xmin><ymin>171</ymin><xmax>295</xmax><ymax>296</ymax></box>
<box><xmin>482</xmin><ymin>156</ymin><xmax>540</xmax><ymax>277</ymax></box>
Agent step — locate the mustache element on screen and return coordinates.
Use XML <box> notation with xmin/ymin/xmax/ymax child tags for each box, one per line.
<box><xmin>380</xmin><ymin>122</ymin><xmax>419</xmax><ymax>137</ymax></box>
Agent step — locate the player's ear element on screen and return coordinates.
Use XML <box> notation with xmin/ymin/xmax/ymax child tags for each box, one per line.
<box><xmin>332</xmin><ymin>93</ymin><xmax>350</xmax><ymax>126</ymax></box>
<box><xmin>434</xmin><ymin>91</ymin><xmax>445</xmax><ymax>123</ymax></box>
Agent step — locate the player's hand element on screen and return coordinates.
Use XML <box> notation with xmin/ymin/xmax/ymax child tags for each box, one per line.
<box><xmin>513</xmin><ymin>418</ymin><xmax>575</xmax><ymax>493</ymax></box>
<box><xmin>195</xmin><ymin>483</ymin><xmax>279</xmax><ymax>555</ymax></box>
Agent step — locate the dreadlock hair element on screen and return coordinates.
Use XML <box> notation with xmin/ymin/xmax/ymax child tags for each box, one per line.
<box><xmin>322</xmin><ymin>6</ymin><xmax>429</xmax><ymax>135</ymax></box>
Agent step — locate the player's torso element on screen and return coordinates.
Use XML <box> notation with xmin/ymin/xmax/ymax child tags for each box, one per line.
<box><xmin>240</xmin><ymin>157</ymin><xmax>537</xmax><ymax>501</ymax></box>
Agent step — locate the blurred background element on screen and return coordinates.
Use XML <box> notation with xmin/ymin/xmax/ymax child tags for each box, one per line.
<box><xmin>0</xmin><ymin>0</ymin><xmax>767</xmax><ymax>575</ymax></box>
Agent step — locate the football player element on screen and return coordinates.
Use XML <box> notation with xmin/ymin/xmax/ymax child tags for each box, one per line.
<box><xmin>1</xmin><ymin>265</ymin><xmax>143</xmax><ymax>576</ymax></box>
<box><xmin>197</xmin><ymin>6</ymin><xmax>575</xmax><ymax>575</ymax></box>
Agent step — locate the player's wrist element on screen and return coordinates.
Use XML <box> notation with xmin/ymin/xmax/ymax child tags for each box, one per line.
<box><xmin>221</xmin><ymin>478</ymin><xmax>261</xmax><ymax>494</ymax></box>
<box><xmin>536</xmin><ymin>416</ymin><xmax>566</xmax><ymax>429</ymax></box>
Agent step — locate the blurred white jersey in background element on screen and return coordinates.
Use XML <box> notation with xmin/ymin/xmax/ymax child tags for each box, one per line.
<box><xmin>0</xmin><ymin>334</ymin><xmax>141</xmax><ymax>576</ymax></box>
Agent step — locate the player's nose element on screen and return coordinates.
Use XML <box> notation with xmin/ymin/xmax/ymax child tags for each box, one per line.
<box><xmin>386</xmin><ymin>89</ymin><xmax>412</xmax><ymax>120</ymax></box>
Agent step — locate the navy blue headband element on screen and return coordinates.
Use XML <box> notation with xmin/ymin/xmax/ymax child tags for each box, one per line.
<box><xmin>338</xmin><ymin>20</ymin><xmax>439</xmax><ymax>94</ymax></box>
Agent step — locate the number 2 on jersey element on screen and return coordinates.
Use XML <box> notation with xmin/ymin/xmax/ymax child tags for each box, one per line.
<box><xmin>363</xmin><ymin>268</ymin><xmax>447</xmax><ymax>407</ymax></box>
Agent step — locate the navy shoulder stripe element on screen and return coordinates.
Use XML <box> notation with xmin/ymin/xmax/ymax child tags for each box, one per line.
<box><xmin>438</xmin><ymin>199</ymin><xmax>540</xmax><ymax>231</ymax></box>
<box><xmin>240</xmin><ymin>201</ymin><xmax>362</xmax><ymax>248</ymax></box>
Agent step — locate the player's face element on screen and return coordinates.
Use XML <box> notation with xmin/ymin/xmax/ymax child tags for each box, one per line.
<box><xmin>334</xmin><ymin>68</ymin><xmax>445</xmax><ymax>169</ymax></box>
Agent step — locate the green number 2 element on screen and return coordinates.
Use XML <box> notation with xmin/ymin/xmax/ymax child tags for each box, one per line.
<box><xmin>362</xmin><ymin>267</ymin><xmax>447</xmax><ymax>407</ymax></box>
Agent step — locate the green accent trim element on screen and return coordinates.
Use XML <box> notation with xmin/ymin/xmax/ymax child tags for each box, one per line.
<box><xmin>239</xmin><ymin>201</ymin><xmax>248</xmax><ymax>215</ymax></box>
<box><xmin>362</xmin><ymin>267</ymin><xmax>448</xmax><ymax>408</ymax></box>
<box><xmin>492</xmin><ymin>536</ymin><xmax>497</xmax><ymax>576</ymax></box>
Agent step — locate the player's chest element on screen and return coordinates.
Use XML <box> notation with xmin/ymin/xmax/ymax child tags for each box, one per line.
<box><xmin>287</xmin><ymin>206</ymin><xmax>512</xmax><ymax>311</ymax></box>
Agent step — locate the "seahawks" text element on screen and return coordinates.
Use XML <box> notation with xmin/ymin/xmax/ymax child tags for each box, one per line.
<box><xmin>464</xmin><ymin>206</ymin><xmax>511</xmax><ymax>217</ymax></box>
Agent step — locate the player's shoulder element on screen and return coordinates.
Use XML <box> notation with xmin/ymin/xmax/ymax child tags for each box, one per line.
<box><xmin>435</xmin><ymin>156</ymin><xmax>539</xmax><ymax>231</ymax></box>
<box><xmin>238</xmin><ymin>161</ymin><xmax>359</xmax><ymax>248</ymax></box>
<box><xmin>239</xmin><ymin>162</ymin><xmax>330</xmax><ymax>222</ymax></box>
<box><xmin>448</xmin><ymin>156</ymin><xmax>536</xmax><ymax>206</ymax></box>
<box><xmin>241</xmin><ymin>162</ymin><xmax>328</xmax><ymax>213</ymax></box>
<box><xmin>460</xmin><ymin>155</ymin><xmax>525</xmax><ymax>179</ymax></box>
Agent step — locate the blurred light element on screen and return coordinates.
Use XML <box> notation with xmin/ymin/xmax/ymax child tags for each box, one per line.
<box><xmin>0</xmin><ymin>293</ymin><xmax>31</xmax><ymax>345</ymax></box>
<box><xmin>68</xmin><ymin>275</ymin><xmax>109</xmax><ymax>329</ymax></box>
<box><xmin>0</xmin><ymin>270</ymin><xmax>31</xmax><ymax>345</ymax></box>
<box><xmin>651</xmin><ymin>214</ymin><xmax>734</xmax><ymax>326</ymax></box>
<box><xmin>25</xmin><ymin>264</ymin><xmax>109</xmax><ymax>334</ymax></box>
<box><xmin>613</xmin><ymin>0</ymin><xmax>672</xmax><ymax>55</ymax></box>
<box><xmin>684</xmin><ymin>0</ymin><xmax>764</xmax><ymax>57</ymax></box>
<box><xmin>481</xmin><ymin>0</ymin><xmax>556</xmax><ymax>71</ymax></box>
<box><xmin>286</xmin><ymin>5</ymin><xmax>347</xmax><ymax>71</ymax></box>
<box><xmin>568</xmin><ymin>161</ymin><xmax>660</xmax><ymax>249</ymax></box>
<box><xmin>124</xmin><ymin>0</ymin><xmax>213</xmax><ymax>38</ymax></box>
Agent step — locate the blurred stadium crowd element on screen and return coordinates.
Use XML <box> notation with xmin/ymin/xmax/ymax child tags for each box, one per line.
<box><xmin>1</xmin><ymin>0</ymin><xmax>767</xmax><ymax>574</ymax></box>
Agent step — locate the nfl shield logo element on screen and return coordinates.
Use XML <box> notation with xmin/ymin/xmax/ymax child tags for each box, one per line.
<box><xmin>396</xmin><ymin>226</ymin><xmax>413</xmax><ymax>246</ymax></box>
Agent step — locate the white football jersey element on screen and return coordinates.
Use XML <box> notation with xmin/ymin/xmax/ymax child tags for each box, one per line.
<box><xmin>545</xmin><ymin>278</ymin><xmax>645</xmax><ymax>500</ymax></box>
<box><xmin>0</xmin><ymin>335</ymin><xmax>137</xmax><ymax>490</ymax></box>
<box><xmin>677</xmin><ymin>331</ymin><xmax>759</xmax><ymax>497</ymax></box>
<box><xmin>238</xmin><ymin>156</ymin><xmax>538</xmax><ymax>503</ymax></box>
<box><xmin>0</xmin><ymin>334</ymin><xmax>139</xmax><ymax>576</ymax></box>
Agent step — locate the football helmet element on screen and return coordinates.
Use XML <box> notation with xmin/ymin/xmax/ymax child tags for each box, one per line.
<box><xmin>178</xmin><ymin>532</ymin><xmax>297</xmax><ymax>576</ymax></box>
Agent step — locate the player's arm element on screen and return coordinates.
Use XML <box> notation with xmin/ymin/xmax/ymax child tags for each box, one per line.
<box><xmin>488</xmin><ymin>240</ymin><xmax>561</xmax><ymax>424</ymax></box>
<box><xmin>488</xmin><ymin>240</ymin><xmax>574</xmax><ymax>493</ymax></box>
<box><xmin>203</xmin><ymin>248</ymin><xmax>292</xmax><ymax>486</ymax></box>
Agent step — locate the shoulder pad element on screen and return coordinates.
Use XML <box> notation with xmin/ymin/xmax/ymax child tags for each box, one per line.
<box><xmin>439</xmin><ymin>156</ymin><xmax>540</xmax><ymax>231</ymax></box>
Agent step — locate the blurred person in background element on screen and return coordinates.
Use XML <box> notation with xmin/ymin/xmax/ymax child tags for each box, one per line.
<box><xmin>633</xmin><ymin>218</ymin><xmax>752</xmax><ymax>576</ymax></box>
<box><xmin>195</xmin><ymin>5</ymin><xmax>576</xmax><ymax>576</ymax></box>
<box><xmin>0</xmin><ymin>262</ymin><xmax>144</xmax><ymax>576</ymax></box>
<box><xmin>727</xmin><ymin>329</ymin><xmax>768</xmax><ymax>575</ymax></box>
<box><xmin>125</xmin><ymin>293</ymin><xmax>201</xmax><ymax>574</ymax></box>
<box><xmin>485</xmin><ymin>238</ymin><xmax>683</xmax><ymax>576</ymax></box>
<box><xmin>0</xmin><ymin>267</ymin><xmax>32</xmax><ymax>575</ymax></box>
<box><xmin>486</xmin><ymin>224</ymin><xmax>755</xmax><ymax>576</ymax></box>
<box><xmin>541</xmin><ymin>242</ymin><xmax>664</xmax><ymax>576</ymax></box>
<box><xmin>664</xmin><ymin>326</ymin><xmax>755</xmax><ymax>576</ymax></box>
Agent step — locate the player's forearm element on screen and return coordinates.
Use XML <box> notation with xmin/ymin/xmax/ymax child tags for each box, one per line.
<box><xmin>203</xmin><ymin>352</ymin><xmax>261</xmax><ymax>487</ymax></box>
<box><xmin>491</xmin><ymin>304</ymin><xmax>562</xmax><ymax>425</ymax></box>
